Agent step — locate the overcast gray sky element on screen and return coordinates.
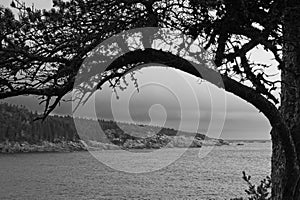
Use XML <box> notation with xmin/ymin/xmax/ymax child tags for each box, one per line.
<box><xmin>0</xmin><ymin>0</ymin><xmax>277</xmax><ymax>140</ymax></box>
<box><xmin>2</xmin><ymin>67</ymin><xmax>272</xmax><ymax>140</ymax></box>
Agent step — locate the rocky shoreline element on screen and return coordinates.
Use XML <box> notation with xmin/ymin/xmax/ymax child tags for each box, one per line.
<box><xmin>0</xmin><ymin>136</ymin><xmax>229</xmax><ymax>153</ymax></box>
<box><xmin>0</xmin><ymin>103</ymin><xmax>230</xmax><ymax>153</ymax></box>
<box><xmin>0</xmin><ymin>141</ymin><xmax>87</xmax><ymax>153</ymax></box>
<box><xmin>84</xmin><ymin>136</ymin><xmax>229</xmax><ymax>151</ymax></box>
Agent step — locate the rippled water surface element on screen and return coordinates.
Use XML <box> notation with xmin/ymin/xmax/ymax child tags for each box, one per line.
<box><xmin>0</xmin><ymin>142</ymin><xmax>271</xmax><ymax>200</ymax></box>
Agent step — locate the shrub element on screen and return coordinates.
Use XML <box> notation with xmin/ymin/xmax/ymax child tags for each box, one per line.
<box><xmin>229</xmin><ymin>171</ymin><xmax>271</xmax><ymax>200</ymax></box>
<box><xmin>242</xmin><ymin>171</ymin><xmax>271</xmax><ymax>200</ymax></box>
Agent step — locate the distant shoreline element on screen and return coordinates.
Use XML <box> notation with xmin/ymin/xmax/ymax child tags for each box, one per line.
<box><xmin>0</xmin><ymin>141</ymin><xmax>87</xmax><ymax>154</ymax></box>
<box><xmin>0</xmin><ymin>139</ymin><xmax>272</xmax><ymax>154</ymax></box>
<box><xmin>227</xmin><ymin>140</ymin><xmax>271</xmax><ymax>143</ymax></box>
<box><xmin>0</xmin><ymin>137</ymin><xmax>232</xmax><ymax>154</ymax></box>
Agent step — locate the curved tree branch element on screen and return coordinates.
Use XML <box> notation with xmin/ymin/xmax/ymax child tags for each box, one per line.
<box><xmin>98</xmin><ymin>48</ymin><xmax>298</xmax><ymax>176</ymax></box>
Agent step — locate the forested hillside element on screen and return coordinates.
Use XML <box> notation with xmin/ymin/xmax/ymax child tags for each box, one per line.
<box><xmin>0</xmin><ymin>103</ymin><xmax>79</xmax><ymax>143</ymax></box>
<box><xmin>0</xmin><ymin>103</ymin><xmax>207</xmax><ymax>145</ymax></box>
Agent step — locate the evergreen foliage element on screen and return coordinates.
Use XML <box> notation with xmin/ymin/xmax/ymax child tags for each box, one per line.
<box><xmin>0</xmin><ymin>103</ymin><xmax>206</xmax><ymax>144</ymax></box>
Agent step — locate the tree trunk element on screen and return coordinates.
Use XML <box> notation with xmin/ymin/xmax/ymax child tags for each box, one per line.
<box><xmin>271</xmin><ymin>129</ymin><xmax>286</xmax><ymax>200</ymax></box>
<box><xmin>271</xmin><ymin>1</ymin><xmax>300</xmax><ymax>199</ymax></box>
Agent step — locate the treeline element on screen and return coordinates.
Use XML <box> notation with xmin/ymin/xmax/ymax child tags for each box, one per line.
<box><xmin>0</xmin><ymin>103</ymin><xmax>206</xmax><ymax>144</ymax></box>
<box><xmin>0</xmin><ymin>103</ymin><xmax>79</xmax><ymax>143</ymax></box>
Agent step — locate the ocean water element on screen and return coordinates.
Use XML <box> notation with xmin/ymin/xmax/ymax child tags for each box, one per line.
<box><xmin>0</xmin><ymin>142</ymin><xmax>271</xmax><ymax>200</ymax></box>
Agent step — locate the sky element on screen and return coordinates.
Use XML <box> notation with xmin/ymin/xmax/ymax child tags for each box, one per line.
<box><xmin>0</xmin><ymin>0</ymin><xmax>276</xmax><ymax>140</ymax></box>
<box><xmin>2</xmin><ymin>66</ymin><xmax>272</xmax><ymax>140</ymax></box>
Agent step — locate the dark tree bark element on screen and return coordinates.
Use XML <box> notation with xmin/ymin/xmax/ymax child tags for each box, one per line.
<box><xmin>1</xmin><ymin>1</ymin><xmax>300</xmax><ymax>198</ymax></box>
<box><xmin>106</xmin><ymin>47</ymin><xmax>300</xmax><ymax>199</ymax></box>
<box><xmin>271</xmin><ymin>1</ymin><xmax>300</xmax><ymax>199</ymax></box>
<box><xmin>103</xmin><ymin>48</ymin><xmax>300</xmax><ymax>199</ymax></box>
